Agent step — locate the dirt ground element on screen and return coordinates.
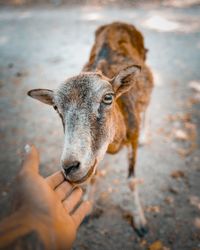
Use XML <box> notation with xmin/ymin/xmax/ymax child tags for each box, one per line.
<box><xmin>0</xmin><ymin>1</ymin><xmax>200</xmax><ymax>249</ymax></box>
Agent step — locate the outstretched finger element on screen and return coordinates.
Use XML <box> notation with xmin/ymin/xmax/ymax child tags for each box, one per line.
<box><xmin>63</xmin><ymin>187</ymin><xmax>83</xmax><ymax>213</ymax></box>
<box><xmin>21</xmin><ymin>144</ymin><xmax>39</xmax><ymax>174</ymax></box>
<box><xmin>55</xmin><ymin>181</ymin><xmax>72</xmax><ymax>201</ymax></box>
<box><xmin>46</xmin><ymin>171</ymin><xmax>65</xmax><ymax>189</ymax></box>
<box><xmin>71</xmin><ymin>201</ymin><xmax>92</xmax><ymax>228</ymax></box>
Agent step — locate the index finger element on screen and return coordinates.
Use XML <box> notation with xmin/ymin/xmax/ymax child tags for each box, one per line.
<box><xmin>46</xmin><ymin>171</ymin><xmax>65</xmax><ymax>189</ymax></box>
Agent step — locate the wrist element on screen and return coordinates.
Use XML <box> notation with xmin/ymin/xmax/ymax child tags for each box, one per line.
<box><xmin>0</xmin><ymin>209</ymin><xmax>33</xmax><ymax>247</ymax></box>
<box><xmin>0</xmin><ymin>208</ymin><xmax>54</xmax><ymax>249</ymax></box>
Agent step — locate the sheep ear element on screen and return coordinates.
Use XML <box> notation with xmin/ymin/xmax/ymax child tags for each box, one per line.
<box><xmin>27</xmin><ymin>89</ymin><xmax>54</xmax><ymax>105</ymax></box>
<box><xmin>110</xmin><ymin>65</ymin><xmax>141</xmax><ymax>98</ymax></box>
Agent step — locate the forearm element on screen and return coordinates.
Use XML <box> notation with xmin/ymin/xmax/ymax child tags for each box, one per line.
<box><xmin>0</xmin><ymin>209</ymin><xmax>73</xmax><ymax>250</ymax></box>
<box><xmin>0</xmin><ymin>210</ymin><xmax>49</xmax><ymax>250</ymax></box>
<box><xmin>1</xmin><ymin>230</ymin><xmax>45</xmax><ymax>250</ymax></box>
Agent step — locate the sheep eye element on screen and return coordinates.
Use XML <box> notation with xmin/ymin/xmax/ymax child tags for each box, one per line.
<box><xmin>102</xmin><ymin>93</ymin><xmax>114</xmax><ymax>105</ymax></box>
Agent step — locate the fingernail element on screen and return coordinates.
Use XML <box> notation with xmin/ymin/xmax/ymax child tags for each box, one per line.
<box><xmin>24</xmin><ymin>144</ymin><xmax>31</xmax><ymax>154</ymax></box>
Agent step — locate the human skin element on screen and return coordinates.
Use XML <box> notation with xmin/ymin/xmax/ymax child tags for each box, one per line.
<box><xmin>0</xmin><ymin>145</ymin><xmax>91</xmax><ymax>250</ymax></box>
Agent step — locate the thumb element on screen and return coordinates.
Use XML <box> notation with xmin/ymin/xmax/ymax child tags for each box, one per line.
<box><xmin>21</xmin><ymin>144</ymin><xmax>40</xmax><ymax>174</ymax></box>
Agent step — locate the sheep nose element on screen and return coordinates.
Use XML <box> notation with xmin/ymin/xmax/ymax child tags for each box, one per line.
<box><xmin>62</xmin><ymin>160</ymin><xmax>80</xmax><ymax>176</ymax></box>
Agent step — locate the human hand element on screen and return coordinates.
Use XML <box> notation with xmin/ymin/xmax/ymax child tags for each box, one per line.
<box><xmin>6</xmin><ymin>144</ymin><xmax>91</xmax><ymax>249</ymax></box>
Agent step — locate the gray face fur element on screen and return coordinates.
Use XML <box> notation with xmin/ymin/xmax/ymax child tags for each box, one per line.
<box><xmin>55</xmin><ymin>73</ymin><xmax>116</xmax><ymax>183</ymax></box>
<box><xmin>27</xmin><ymin>66</ymin><xmax>140</xmax><ymax>184</ymax></box>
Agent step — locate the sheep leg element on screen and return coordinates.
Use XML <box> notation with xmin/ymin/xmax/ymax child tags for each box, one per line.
<box><xmin>139</xmin><ymin>110</ymin><xmax>150</xmax><ymax>146</ymax></box>
<box><xmin>128</xmin><ymin>176</ymin><xmax>148</xmax><ymax>237</ymax></box>
<box><xmin>128</xmin><ymin>133</ymin><xmax>148</xmax><ymax>237</ymax></box>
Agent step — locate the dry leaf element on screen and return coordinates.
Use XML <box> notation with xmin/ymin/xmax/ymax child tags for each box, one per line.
<box><xmin>165</xmin><ymin>196</ymin><xmax>174</xmax><ymax>204</ymax></box>
<box><xmin>140</xmin><ymin>239</ymin><xmax>147</xmax><ymax>246</ymax></box>
<box><xmin>173</xmin><ymin>129</ymin><xmax>189</xmax><ymax>140</ymax></box>
<box><xmin>148</xmin><ymin>241</ymin><xmax>170</xmax><ymax>250</ymax></box>
<box><xmin>194</xmin><ymin>217</ymin><xmax>200</xmax><ymax>229</ymax></box>
<box><xmin>166</xmin><ymin>113</ymin><xmax>191</xmax><ymax>123</ymax></box>
<box><xmin>169</xmin><ymin>187</ymin><xmax>179</xmax><ymax>194</ymax></box>
<box><xmin>148</xmin><ymin>241</ymin><xmax>163</xmax><ymax>250</ymax></box>
<box><xmin>98</xmin><ymin>169</ymin><xmax>107</xmax><ymax>177</ymax></box>
<box><xmin>146</xmin><ymin>205</ymin><xmax>161</xmax><ymax>213</ymax></box>
<box><xmin>188</xmin><ymin>94</ymin><xmax>200</xmax><ymax>104</ymax></box>
<box><xmin>176</xmin><ymin>147</ymin><xmax>193</xmax><ymax>157</ymax></box>
<box><xmin>171</xmin><ymin>170</ymin><xmax>185</xmax><ymax>179</ymax></box>
<box><xmin>189</xmin><ymin>81</ymin><xmax>200</xmax><ymax>92</ymax></box>
<box><xmin>185</xmin><ymin>122</ymin><xmax>196</xmax><ymax>134</ymax></box>
<box><xmin>189</xmin><ymin>196</ymin><xmax>200</xmax><ymax>210</ymax></box>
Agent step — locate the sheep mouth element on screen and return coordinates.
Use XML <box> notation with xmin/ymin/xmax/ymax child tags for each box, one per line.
<box><xmin>64</xmin><ymin>160</ymin><xmax>97</xmax><ymax>185</ymax></box>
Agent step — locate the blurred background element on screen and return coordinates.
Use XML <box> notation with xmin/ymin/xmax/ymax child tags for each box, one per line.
<box><xmin>0</xmin><ymin>0</ymin><xmax>200</xmax><ymax>249</ymax></box>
